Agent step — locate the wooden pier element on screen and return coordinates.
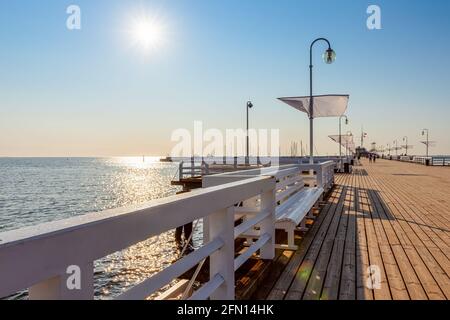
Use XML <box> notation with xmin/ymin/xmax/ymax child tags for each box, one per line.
<box><xmin>1</xmin><ymin>158</ymin><xmax>449</xmax><ymax>300</ymax></box>
<box><xmin>251</xmin><ymin>159</ymin><xmax>449</xmax><ymax>300</ymax></box>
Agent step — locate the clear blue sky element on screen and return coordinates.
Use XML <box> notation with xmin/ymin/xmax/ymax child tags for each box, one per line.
<box><xmin>0</xmin><ymin>0</ymin><xmax>449</xmax><ymax>156</ymax></box>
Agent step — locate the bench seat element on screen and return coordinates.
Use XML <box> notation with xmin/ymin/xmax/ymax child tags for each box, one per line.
<box><xmin>239</xmin><ymin>187</ymin><xmax>324</xmax><ymax>251</ymax></box>
<box><xmin>229</xmin><ymin>165</ymin><xmax>330</xmax><ymax>251</ymax></box>
<box><xmin>275</xmin><ymin>187</ymin><xmax>323</xmax><ymax>250</ymax></box>
<box><xmin>276</xmin><ymin>187</ymin><xmax>324</xmax><ymax>224</ymax></box>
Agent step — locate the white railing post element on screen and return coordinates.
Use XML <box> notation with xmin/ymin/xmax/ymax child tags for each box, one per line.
<box><xmin>191</xmin><ymin>159</ymin><xmax>195</xmax><ymax>177</ymax></box>
<box><xmin>202</xmin><ymin>217</ymin><xmax>210</xmax><ymax>245</ymax></box>
<box><xmin>179</xmin><ymin>162</ymin><xmax>184</xmax><ymax>180</ymax></box>
<box><xmin>203</xmin><ymin>162</ymin><xmax>210</xmax><ymax>175</ymax></box>
<box><xmin>316</xmin><ymin>165</ymin><xmax>324</xmax><ymax>189</ymax></box>
<box><xmin>259</xmin><ymin>189</ymin><xmax>276</xmax><ymax>260</ymax></box>
<box><xmin>208</xmin><ymin>207</ymin><xmax>235</xmax><ymax>300</ymax></box>
<box><xmin>331</xmin><ymin>165</ymin><xmax>335</xmax><ymax>184</ymax></box>
<box><xmin>328</xmin><ymin>165</ymin><xmax>333</xmax><ymax>186</ymax></box>
<box><xmin>29</xmin><ymin>262</ymin><xmax>93</xmax><ymax>300</ymax></box>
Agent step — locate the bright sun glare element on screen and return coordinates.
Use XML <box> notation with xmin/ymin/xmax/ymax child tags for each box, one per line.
<box><xmin>129</xmin><ymin>15</ymin><xmax>165</xmax><ymax>51</ymax></box>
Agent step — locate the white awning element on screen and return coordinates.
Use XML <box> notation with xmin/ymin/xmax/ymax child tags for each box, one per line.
<box><xmin>347</xmin><ymin>142</ymin><xmax>356</xmax><ymax>153</ymax></box>
<box><xmin>420</xmin><ymin>141</ymin><xmax>436</xmax><ymax>147</ymax></box>
<box><xmin>329</xmin><ymin>135</ymin><xmax>355</xmax><ymax>152</ymax></box>
<box><xmin>329</xmin><ymin>134</ymin><xmax>353</xmax><ymax>145</ymax></box>
<box><xmin>278</xmin><ymin>94</ymin><xmax>349</xmax><ymax>118</ymax></box>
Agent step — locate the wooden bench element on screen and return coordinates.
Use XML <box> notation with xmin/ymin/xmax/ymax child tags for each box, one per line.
<box><xmin>236</xmin><ymin>166</ymin><xmax>324</xmax><ymax>251</ymax></box>
<box><xmin>274</xmin><ymin>167</ymin><xmax>323</xmax><ymax>250</ymax></box>
<box><xmin>275</xmin><ymin>186</ymin><xmax>323</xmax><ymax>250</ymax></box>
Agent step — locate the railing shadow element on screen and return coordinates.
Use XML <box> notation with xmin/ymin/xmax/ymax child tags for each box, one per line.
<box><xmin>354</xmin><ymin>187</ymin><xmax>395</xmax><ymax>221</ymax></box>
<box><xmin>353</xmin><ymin>168</ymin><xmax>368</xmax><ymax>176</ymax></box>
<box><xmin>351</xmin><ymin>186</ymin><xmax>395</xmax><ymax>299</ymax></box>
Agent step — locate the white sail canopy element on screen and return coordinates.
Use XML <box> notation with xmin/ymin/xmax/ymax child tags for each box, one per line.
<box><xmin>329</xmin><ymin>134</ymin><xmax>355</xmax><ymax>152</ymax></box>
<box><xmin>347</xmin><ymin>142</ymin><xmax>356</xmax><ymax>153</ymax></box>
<box><xmin>420</xmin><ymin>141</ymin><xmax>436</xmax><ymax>147</ymax></box>
<box><xmin>278</xmin><ymin>94</ymin><xmax>349</xmax><ymax>118</ymax></box>
<box><xmin>329</xmin><ymin>134</ymin><xmax>353</xmax><ymax>145</ymax></box>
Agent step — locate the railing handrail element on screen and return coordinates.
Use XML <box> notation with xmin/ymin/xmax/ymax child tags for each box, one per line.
<box><xmin>0</xmin><ymin>176</ymin><xmax>270</xmax><ymax>247</ymax></box>
<box><xmin>205</xmin><ymin>162</ymin><xmax>334</xmax><ymax>190</ymax></box>
<box><xmin>0</xmin><ymin>160</ymin><xmax>337</xmax><ymax>300</ymax></box>
<box><xmin>0</xmin><ymin>175</ymin><xmax>275</xmax><ymax>300</ymax></box>
<box><xmin>116</xmin><ymin>237</ymin><xmax>224</xmax><ymax>300</ymax></box>
<box><xmin>413</xmin><ymin>155</ymin><xmax>450</xmax><ymax>166</ymax></box>
<box><xmin>206</xmin><ymin>164</ymin><xmax>299</xmax><ymax>179</ymax></box>
<box><xmin>178</xmin><ymin>160</ymin><xmax>211</xmax><ymax>179</ymax></box>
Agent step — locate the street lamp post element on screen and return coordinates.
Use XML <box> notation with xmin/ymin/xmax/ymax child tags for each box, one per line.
<box><xmin>309</xmin><ymin>38</ymin><xmax>336</xmax><ymax>164</ymax></box>
<box><xmin>393</xmin><ymin>140</ymin><xmax>399</xmax><ymax>156</ymax></box>
<box><xmin>339</xmin><ymin>115</ymin><xmax>348</xmax><ymax>171</ymax></box>
<box><xmin>422</xmin><ymin>129</ymin><xmax>429</xmax><ymax>157</ymax></box>
<box><xmin>346</xmin><ymin>131</ymin><xmax>353</xmax><ymax>158</ymax></box>
<box><xmin>246</xmin><ymin>101</ymin><xmax>253</xmax><ymax>165</ymax></box>
<box><xmin>403</xmin><ymin>136</ymin><xmax>408</xmax><ymax>156</ymax></box>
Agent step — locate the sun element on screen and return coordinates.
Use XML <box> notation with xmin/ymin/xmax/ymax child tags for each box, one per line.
<box><xmin>132</xmin><ymin>19</ymin><xmax>161</xmax><ymax>49</ymax></box>
<box><xmin>129</xmin><ymin>15</ymin><xmax>165</xmax><ymax>51</ymax></box>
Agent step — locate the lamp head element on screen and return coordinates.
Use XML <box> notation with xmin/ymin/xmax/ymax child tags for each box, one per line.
<box><xmin>345</xmin><ymin>118</ymin><xmax>349</xmax><ymax>125</ymax></box>
<box><xmin>323</xmin><ymin>48</ymin><xmax>336</xmax><ymax>64</ymax></box>
<box><xmin>247</xmin><ymin>101</ymin><xmax>253</xmax><ymax>109</ymax></box>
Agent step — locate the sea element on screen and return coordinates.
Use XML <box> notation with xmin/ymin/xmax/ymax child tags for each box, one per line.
<box><xmin>0</xmin><ymin>157</ymin><xmax>203</xmax><ymax>300</ymax></box>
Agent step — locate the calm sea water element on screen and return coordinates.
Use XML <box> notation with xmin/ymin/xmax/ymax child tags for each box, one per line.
<box><xmin>0</xmin><ymin>157</ymin><xmax>202</xmax><ymax>299</ymax></box>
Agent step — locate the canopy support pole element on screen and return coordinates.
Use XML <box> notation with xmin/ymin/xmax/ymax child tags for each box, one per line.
<box><xmin>309</xmin><ymin>41</ymin><xmax>314</xmax><ymax>165</ymax></box>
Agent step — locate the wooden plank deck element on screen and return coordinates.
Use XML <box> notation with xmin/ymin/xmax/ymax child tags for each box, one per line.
<box><xmin>259</xmin><ymin>159</ymin><xmax>450</xmax><ymax>300</ymax></box>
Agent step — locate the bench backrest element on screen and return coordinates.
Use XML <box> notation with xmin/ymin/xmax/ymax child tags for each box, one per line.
<box><xmin>203</xmin><ymin>165</ymin><xmax>305</xmax><ymax>210</ymax></box>
<box><xmin>274</xmin><ymin>167</ymin><xmax>305</xmax><ymax>205</ymax></box>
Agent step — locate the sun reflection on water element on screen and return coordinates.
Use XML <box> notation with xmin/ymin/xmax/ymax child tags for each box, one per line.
<box><xmin>92</xmin><ymin>157</ymin><xmax>191</xmax><ymax>299</ymax></box>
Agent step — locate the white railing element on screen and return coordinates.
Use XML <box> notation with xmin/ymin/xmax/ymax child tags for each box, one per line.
<box><xmin>199</xmin><ymin>161</ymin><xmax>335</xmax><ymax>191</ymax></box>
<box><xmin>202</xmin><ymin>164</ymin><xmax>332</xmax><ymax>251</ymax></box>
<box><xmin>174</xmin><ymin>156</ymin><xmax>350</xmax><ymax>180</ymax></box>
<box><xmin>413</xmin><ymin>156</ymin><xmax>450</xmax><ymax>166</ymax></box>
<box><xmin>279</xmin><ymin>156</ymin><xmax>351</xmax><ymax>171</ymax></box>
<box><xmin>296</xmin><ymin>161</ymin><xmax>335</xmax><ymax>192</ymax></box>
<box><xmin>0</xmin><ymin>176</ymin><xmax>276</xmax><ymax>300</ymax></box>
<box><xmin>201</xmin><ymin>165</ymin><xmax>303</xmax><ymax>209</ymax></box>
<box><xmin>178</xmin><ymin>161</ymin><xmax>210</xmax><ymax>180</ymax></box>
<box><xmin>202</xmin><ymin>165</ymin><xmax>306</xmax><ymax>234</ymax></box>
<box><xmin>432</xmin><ymin>156</ymin><xmax>450</xmax><ymax>166</ymax></box>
